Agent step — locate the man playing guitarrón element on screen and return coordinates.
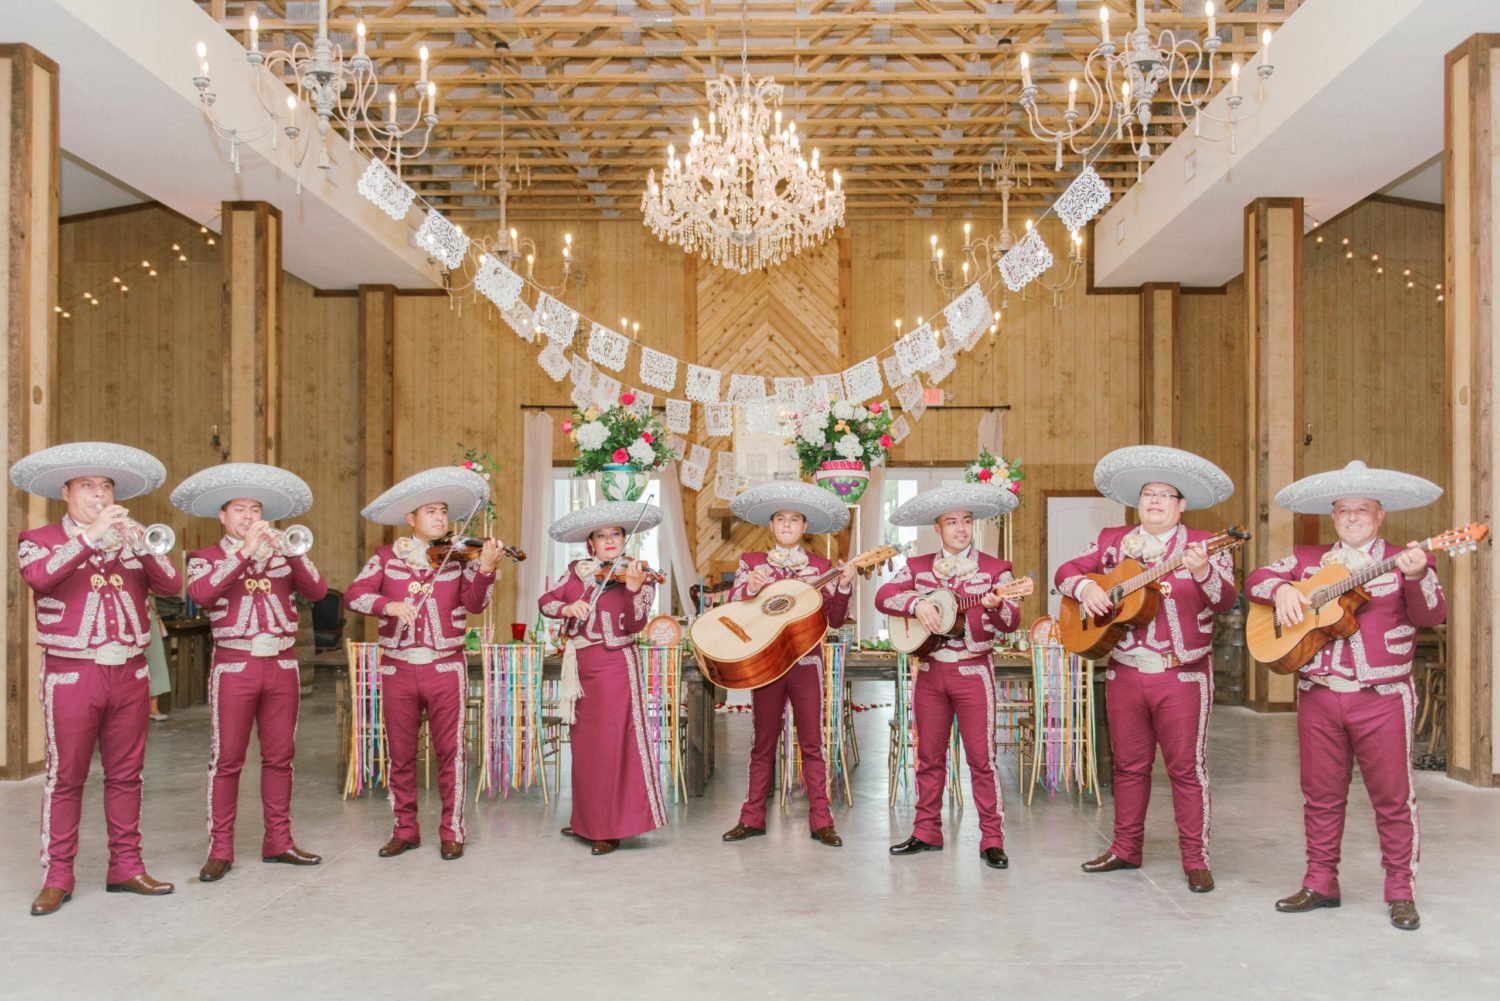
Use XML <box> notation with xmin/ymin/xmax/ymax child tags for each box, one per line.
<box><xmin>720</xmin><ymin>482</ymin><xmax>858</xmax><ymax>848</ymax></box>
<box><xmin>1054</xmin><ymin>445</ymin><xmax>1237</xmax><ymax>893</ymax></box>
<box><xmin>876</xmin><ymin>483</ymin><xmax>1021</xmax><ymax>870</ymax></box>
<box><xmin>1246</xmin><ymin>461</ymin><xmax>1446</xmax><ymax>932</ymax></box>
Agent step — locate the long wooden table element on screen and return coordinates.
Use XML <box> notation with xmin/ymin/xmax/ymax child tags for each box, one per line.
<box><xmin>310</xmin><ymin>647</ymin><xmax>1087</xmax><ymax>797</ymax></box>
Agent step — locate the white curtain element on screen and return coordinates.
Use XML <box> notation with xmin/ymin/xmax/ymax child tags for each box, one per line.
<box><xmin>657</xmin><ymin>463</ymin><xmax>699</xmax><ymax>618</ymax></box>
<box><xmin>515</xmin><ymin>411</ymin><xmax>554</xmax><ymax>624</ymax></box>
<box><xmin>976</xmin><ymin>410</ymin><xmax>1005</xmax><ymax>556</ymax></box>
<box><xmin>855</xmin><ymin>465</ymin><xmax>887</xmax><ymax>641</ymax></box>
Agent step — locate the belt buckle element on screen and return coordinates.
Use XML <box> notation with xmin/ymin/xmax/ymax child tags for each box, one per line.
<box><xmin>403</xmin><ymin>648</ymin><xmax>437</xmax><ymax>666</ymax></box>
<box><xmin>95</xmin><ymin>644</ymin><xmax>129</xmax><ymax>666</ymax></box>
<box><xmin>249</xmin><ymin>635</ymin><xmax>281</xmax><ymax>657</ymax></box>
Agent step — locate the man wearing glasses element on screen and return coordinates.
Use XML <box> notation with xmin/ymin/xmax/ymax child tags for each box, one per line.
<box><xmin>1054</xmin><ymin>446</ymin><xmax>1237</xmax><ymax>894</ymax></box>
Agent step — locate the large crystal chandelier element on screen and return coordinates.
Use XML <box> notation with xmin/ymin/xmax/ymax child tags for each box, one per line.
<box><xmin>641</xmin><ymin>2</ymin><xmax>844</xmax><ymax>274</ymax></box>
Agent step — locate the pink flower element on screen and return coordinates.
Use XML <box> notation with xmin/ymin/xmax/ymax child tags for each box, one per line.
<box><xmin>1008</xmin><ymin>481</ymin><xmax>1020</xmax><ymax>493</ymax></box>
<box><xmin>561</xmin><ymin>420</ymin><xmax>573</xmax><ymax>433</ymax></box>
<box><xmin>620</xmin><ymin>392</ymin><xmax>636</xmax><ymax>406</ymax></box>
<box><xmin>879</xmin><ymin>434</ymin><xmax>893</xmax><ymax>448</ymax></box>
<box><xmin>612</xmin><ymin>448</ymin><xmax>629</xmax><ymax>463</ymax></box>
<box><xmin>978</xmin><ymin>468</ymin><xmax>994</xmax><ymax>482</ymax></box>
<box><xmin>869</xmin><ymin>402</ymin><xmax>882</xmax><ymax>414</ymax></box>
<box><xmin>641</xmin><ymin>431</ymin><xmax>654</xmax><ymax>444</ymax></box>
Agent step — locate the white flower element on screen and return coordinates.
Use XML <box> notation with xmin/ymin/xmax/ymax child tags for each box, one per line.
<box><xmin>575</xmin><ymin>421</ymin><xmax>608</xmax><ymax>450</ymax></box>
<box><xmin>799</xmin><ymin>421</ymin><xmax>826</xmax><ymax>446</ymax></box>
<box><xmin>835</xmin><ymin>433</ymin><xmax>864</xmax><ymax>459</ymax></box>
<box><xmin>627</xmin><ymin>439</ymin><xmax>656</xmax><ymax>466</ymax></box>
<box><xmin>832</xmin><ymin>400</ymin><xmax>855</xmax><ymax>421</ymax></box>
<box><xmin>968</xmin><ymin>464</ymin><xmax>982</xmax><ymax>477</ymax></box>
<box><xmin>854</xmin><ymin>406</ymin><xmax>870</xmax><ymax>419</ymax></box>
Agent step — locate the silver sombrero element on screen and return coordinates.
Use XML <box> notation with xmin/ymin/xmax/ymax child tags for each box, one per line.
<box><xmin>9</xmin><ymin>441</ymin><xmax>166</xmax><ymax>500</ymax></box>
<box><xmin>1274</xmin><ymin>460</ymin><xmax>1441</xmax><ymax>514</ymax></box>
<box><xmin>361</xmin><ymin>467</ymin><xmax>489</xmax><ymax>525</ymax></box>
<box><xmin>171</xmin><ymin>463</ymin><xmax>313</xmax><ymax>521</ymax></box>
<box><xmin>548</xmin><ymin>501</ymin><xmax>663</xmax><ymax>544</ymax></box>
<box><xmin>888</xmin><ymin>483</ymin><xmax>1017</xmax><ymax>527</ymax></box>
<box><xmin>1094</xmin><ymin>445</ymin><xmax>1233</xmax><ymax>511</ymax></box>
<box><xmin>730</xmin><ymin>481</ymin><xmax>850</xmax><ymax>535</ymax></box>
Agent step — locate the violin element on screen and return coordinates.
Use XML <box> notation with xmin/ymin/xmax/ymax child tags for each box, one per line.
<box><xmin>592</xmin><ymin>561</ymin><xmax>667</xmax><ymax>586</ymax></box>
<box><xmin>426</xmin><ymin>534</ymin><xmax>528</xmax><ymax>565</ymax></box>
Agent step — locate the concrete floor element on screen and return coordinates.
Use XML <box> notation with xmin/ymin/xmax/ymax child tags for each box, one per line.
<box><xmin>1</xmin><ymin>677</ymin><xmax>1497</xmax><ymax>1000</ymax></box>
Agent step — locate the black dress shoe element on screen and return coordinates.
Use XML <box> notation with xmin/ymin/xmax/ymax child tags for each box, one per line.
<box><xmin>378</xmin><ymin>837</ymin><xmax>419</xmax><ymax>858</ymax></box>
<box><xmin>810</xmin><ymin>826</ymin><xmax>843</xmax><ymax>848</ymax></box>
<box><xmin>722</xmin><ymin>824</ymin><xmax>765</xmax><ymax>842</ymax></box>
<box><xmin>981</xmin><ymin>847</ymin><xmax>1009</xmax><ymax>869</ymax></box>
<box><xmin>1080</xmin><ymin>852</ymin><xmax>1140</xmax><ymax>874</ymax></box>
<box><xmin>1389</xmin><ymin>899</ymin><xmax>1420</xmax><ymax>930</ymax></box>
<box><xmin>263</xmin><ymin>847</ymin><xmax>321</xmax><ymax>866</ymax></box>
<box><xmin>1275</xmin><ymin>888</ymin><xmax>1341</xmax><ymax>913</ymax></box>
<box><xmin>889</xmin><ymin>836</ymin><xmax>942</xmax><ymax>856</ymax></box>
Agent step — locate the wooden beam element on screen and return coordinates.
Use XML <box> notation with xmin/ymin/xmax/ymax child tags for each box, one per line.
<box><xmin>356</xmin><ymin>284</ymin><xmax>397</xmax><ymax>640</ymax></box>
<box><xmin>1138</xmin><ymin>282</ymin><xmax>1180</xmax><ymax>447</ymax></box>
<box><xmin>219</xmin><ymin>201</ymin><xmax>283</xmax><ymax>463</ymax></box>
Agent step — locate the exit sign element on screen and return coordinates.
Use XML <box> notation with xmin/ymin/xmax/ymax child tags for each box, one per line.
<box><xmin>921</xmin><ymin>387</ymin><xmax>945</xmax><ymax>406</ymax></box>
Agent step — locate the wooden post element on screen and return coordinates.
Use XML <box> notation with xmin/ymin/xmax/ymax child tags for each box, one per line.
<box><xmin>0</xmin><ymin>45</ymin><xmax>59</xmax><ymax>779</ymax></box>
<box><xmin>1443</xmin><ymin>35</ymin><xmax>1498</xmax><ymax>787</ymax></box>
<box><xmin>1243</xmin><ymin>198</ymin><xmax>1304</xmax><ymax>713</ymax></box>
<box><xmin>1138</xmin><ymin>282</ymin><xmax>1180</xmax><ymax>446</ymax></box>
<box><xmin>356</xmin><ymin>285</ymin><xmax>396</xmax><ymax>639</ymax></box>
<box><xmin>219</xmin><ymin>201</ymin><xmax>283</xmax><ymax>463</ymax></box>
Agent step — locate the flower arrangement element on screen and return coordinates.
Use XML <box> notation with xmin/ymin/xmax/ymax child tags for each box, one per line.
<box><xmin>455</xmin><ymin>444</ymin><xmax>499</xmax><ymax>519</ymax></box>
<box><xmin>966</xmin><ymin>448</ymin><xmax>1024</xmax><ymax>497</ymax></box>
<box><xmin>563</xmin><ymin>393</ymin><xmax>677</xmax><ymax>476</ymax></box>
<box><xmin>791</xmin><ymin>399</ymin><xmax>895</xmax><ymax>477</ymax></box>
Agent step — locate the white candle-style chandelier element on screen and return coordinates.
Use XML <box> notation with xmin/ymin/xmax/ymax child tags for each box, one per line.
<box><xmin>192</xmin><ymin>0</ymin><xmax>439</xmax><ymax>176</ymax></box>
<box><xmin>1019</xmin><ymin>1</ymin><xmax>1274</xmax><ymax>169</ymax></box>
<box><xmin>641</xmin><ymin>2</ymin><xmax>845</xmax><ymax>274</ymax></box>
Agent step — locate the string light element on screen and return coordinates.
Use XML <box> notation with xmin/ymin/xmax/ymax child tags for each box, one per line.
<box><xmin>54</xmin><ymin>224</ymin><xmax>212</xmax><ymax>321</ymax></box>
<box><xmin>1309</xmin><ymin>214</ymin><xmax>1444</xmax><ymax>305</ymax></box>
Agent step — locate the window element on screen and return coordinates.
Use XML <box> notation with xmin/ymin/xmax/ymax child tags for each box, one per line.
<box><xmin>545</xmin><ymin>468</ymin><xmax>665</xmax><ymax>618</ymax></box>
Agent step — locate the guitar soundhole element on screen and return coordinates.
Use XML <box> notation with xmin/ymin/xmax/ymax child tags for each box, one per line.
<box><xmin>762</xmin><ymin>596</ymin><xmax>792</xmax><ymax>615</ymax></box>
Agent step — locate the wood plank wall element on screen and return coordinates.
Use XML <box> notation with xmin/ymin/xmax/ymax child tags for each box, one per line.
<box><xmin>54</xmin><ymin>196</ymin><xmax>1446</xmax><ymax>635</ymax></box>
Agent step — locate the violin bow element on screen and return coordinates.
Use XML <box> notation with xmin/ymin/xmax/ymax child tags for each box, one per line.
<box><xmin>570</xmin><ymin>492</ymin><xmax>657</xmax><ymax>625</ymax></box>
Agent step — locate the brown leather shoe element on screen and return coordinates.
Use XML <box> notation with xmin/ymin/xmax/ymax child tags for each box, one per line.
<box><xmin>263</xmin><ymin>847</ymin><xmax>321</xmax><ymax>866</ymax></box>
<box><xmin>981</xmin><ymin>847</ymin><xmax>1010</xmax><ymax>869</ymax></box>
<box><xmin>377</xmin><ymin>837</ymin><xmax>419</xmax><ymax>858</ymax></box>
<box><xmin>440</xmin><ymin>841</ymin><xmax>464</xmax><ymax>861</ymax></box>
<box><xmin>198</xmin><ymin>858</ymin><xmax>233</xmax><ymax>882</ymax></box>
<box><xmin>810</xmin><ymin>826</ymin><xmax>843</xmax><ymax>847</ymax></box>
<box><xmin>591</xmin><ymin>839</ymin><xmax>620</xmax><ymax>856</ymax></box>
<box><xmin>1275</xmin><ymin>888</ymin><xmax>1341</xmax><ymax>913</ymax></box>
<box><xmin>1187</xmin><ymin>868</ymin><xmax>1215</xmax><ymax>893</ymax></box>
<box><xmin>560</xmin><ymin>826</ymin><xmax>577</xmax><ymax>838</ymax></box>
<box><xmin>105</xmin><ymin>873</ymin><xmax>174</xmax><ymax>896</ymax></box>
<box><xmin>30</xmin><ymin>888</ymin><xmax>71</xmax><ymax>917</ymax></box>
<box><xmin>1389</xmin><ymin>899</ymin><xmax>1420</xmax><ymax>930</ymax></box>
<box><xmin>722</xmin><ymin>823</ymin><xmax>766</xmax><ymax>842</ymax></box>
<box><xmin>1081</xmin><ymin>852</ymin><xmax>1140</xmax><ymax>874</ymax></box>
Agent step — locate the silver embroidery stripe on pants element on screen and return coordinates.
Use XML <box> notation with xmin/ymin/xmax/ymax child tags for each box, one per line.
<box><xmin>1177</xmin><ymin>670</ymin><xmax>1212</xmax><ymax>868</ymax></box>
<box><xmin>39</xmin><ymin>672</ymin><xmax>81</xmax><ymax>873</ymax></box>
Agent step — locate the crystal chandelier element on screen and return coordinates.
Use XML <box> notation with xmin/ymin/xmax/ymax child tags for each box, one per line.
<box><xmin>1019</xmin><ymin>1</ymin><xmax>1274</xmax><ymax>169</ymax></box>
<box><xmin>640</xmin><ymin>2</ymin><xmax>845</xmax><ymax>274</ymax></box>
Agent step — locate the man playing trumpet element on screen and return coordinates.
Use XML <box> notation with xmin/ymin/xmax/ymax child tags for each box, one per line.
<box><xmin>175</xmin><ymin>463</ymin><xmax>327</xmax><ymax>882</ymax></box>
<box><xmin>10</xmin><ymin>442</ymin><xmax>183</xmax><ymax>917</ymax></box>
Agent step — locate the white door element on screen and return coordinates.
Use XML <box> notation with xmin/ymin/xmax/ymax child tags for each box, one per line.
<box><xmin>1046</xmin><ymin>495</ymin><xmax>1125</xmax><ymax>617</ymax></box>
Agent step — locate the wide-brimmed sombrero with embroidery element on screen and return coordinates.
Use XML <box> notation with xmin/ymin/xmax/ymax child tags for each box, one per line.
<box><xmin>888</xmin><ymin>483</ymin><xmax>1017</xmax><ymax>527</ymax></box>
<box><xmin>730</xmin><ymin>481</ymin><xmax>849</xmax><ymax>535</ymax></box>
<box><xmin>9</xmin><ymin>441</ymin><xmax>166</xmax><ymax>500</ymax></box>
<box><xmin>1274</xmin><ymin>460</ymin><xmax>1442</xmax><ymax>514</ymax></box>
<box><xmin>547</xmin><ymin>501</ymin><xmax>663</xmax><ymax>544</ymax></box>
<box><xmin>361</xmin><ymin>467</ymin><xmax>489</xmax><ymax>525</ymax></box>
<box><xmin>171</xmin><ymin>463</ymin><xmax>313</xmax><ymax>521</ymax></box>
<box><xmin>1093</xmin><ymin>445</ymin><xmax>1233</xmax><ymax>511</ymax></box>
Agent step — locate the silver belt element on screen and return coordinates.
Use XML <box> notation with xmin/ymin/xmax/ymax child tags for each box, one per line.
<box><xmin>1308</xmin><ymin>673</ymin><xmax>1364</xmax><ymax>693</ymax></box>
<box><xmin>218</xmin><ymin>635</ymin><xmax>294</xmax><ymax>657</ymax></box>
<box><xmin>49</xmin><ymin>642</ymin><xmax>145</xmax><ymax>665</ymax></box>
<box><xmin>1111</xmin><ymin>648</ymin><xmax>1180</xmax><ymax>674</ymax></box>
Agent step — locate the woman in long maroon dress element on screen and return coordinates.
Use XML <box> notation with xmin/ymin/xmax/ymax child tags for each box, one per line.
<box><xmin>540</xmin><ymin>501</ymin><xmax>667</xmax><ymax>855</ymax></box>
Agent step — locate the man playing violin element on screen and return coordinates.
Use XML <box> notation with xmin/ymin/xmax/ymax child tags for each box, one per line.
<box><xmin>1246</xmin><ymin>461</ymin><xmax>1447</xmax><ymax>931</ymax></box>
<box><xmin>876</xmin><ymin>484</ymin><xmax>1021</xmax><ymax>870</ymax></box>
<box><xmin>173</xmin><ymin>463</ymin><xmax>328</xmax><ymax>882</ymax></box>
<box><xmin>1054</xmin><ymin>446</ymin><xmax>1236</xmax><ymax>893</ymax></box>
<box><xmin>346</xmin><ymin>468</ymin><xmax>502</xmax><ymax>861</ymax></box>
<box><xmin>540</xmin><ymin>501</ymin><xmax>668</xmax><ymax>856</ymax></box>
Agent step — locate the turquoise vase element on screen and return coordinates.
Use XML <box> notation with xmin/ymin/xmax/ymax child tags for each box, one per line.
<box><xmin>597</xmin><ymin>463</ymin><xmax>649</xmax><ymax>502</ymax></box>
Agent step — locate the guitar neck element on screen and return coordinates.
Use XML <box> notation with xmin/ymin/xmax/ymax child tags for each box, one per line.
<box><xmin>1312</xmin><ymin>541</ymin><xmax>1430</xmax><ymax>604</ymax></box>
<box><xmin>1113</xmin><ymin>533</ymin><xmax>1234</xmax><ymax>599</ymax></box>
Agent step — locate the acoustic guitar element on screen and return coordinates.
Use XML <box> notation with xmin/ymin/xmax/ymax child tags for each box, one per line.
<box><xmin>887</xmin><ymin>576</ymin><xmax>1035</xmax><ymax>657</ymax></box>
<box><xmin>690</xmin><ymin>545</ymin><xmax>899</xmax><ymax>690</ymax></box>
<box><xmin>1246</xmin><ymin>523</ymin><xmax>1487</xmax><ymax>674</ymax></box>
<box><xmin>1057</xmin><ymin>527</ymin><xmax>1251</xmax><ymax>659</ymax></box>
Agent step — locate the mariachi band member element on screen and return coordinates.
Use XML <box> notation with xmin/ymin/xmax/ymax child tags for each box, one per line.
<box><xmin>1247</xmin><ymin>461</ymin><xmax>1446</xmax><ymax>931</ymax></box>
<box><xmin>1055</xmin><ymin>445</ymin><xmax>1236</xmax><ymax>893</ymax></box>
<box><xmin>540</xmin><ymin>501</ymin><xmax>668</xmax><ymax>856</ymax></box>
<box><xmin>174</xmin><ymin>463</ymin><xmax>326</xmax><ymax>882</ymax></box>
<box><xmin>345</xmin><ymin>468</ymin><xmax>503</xmax><ymax>861</ymax></box>
<box><xmin>11</xmin><ymin>442</ymin><xmax>183</xmax><ymax>917</ymax></box>
<box><xmin>720</xmin><ymin>482</ymin><xmax>858</xmax><ymax>848</ymax></box>
<box><xmin>877</xmin><ymin>484</ymin><xmax>1021</xmax><ymax>870</ymax></box>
